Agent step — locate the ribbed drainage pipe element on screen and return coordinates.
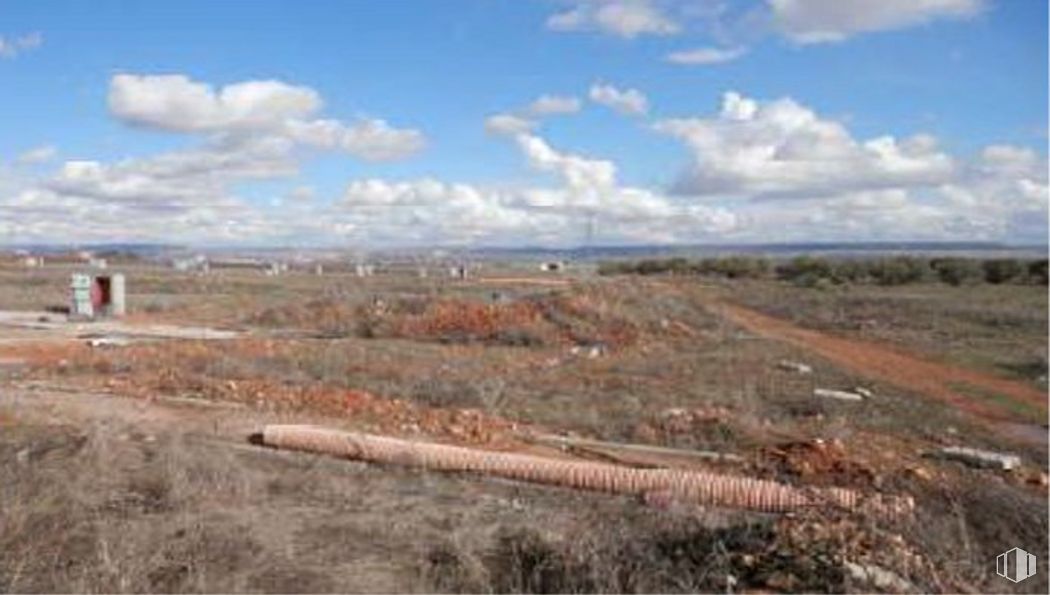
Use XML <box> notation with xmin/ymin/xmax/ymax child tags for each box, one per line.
<box><xmin>258</xmin><ymin>425</ymin><xmax>913</xmax><ymax>517</ymax></box>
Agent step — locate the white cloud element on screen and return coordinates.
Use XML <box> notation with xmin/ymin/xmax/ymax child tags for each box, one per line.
<box><xmin>485</xmin><ymin>113</ymin><xmax>536</xmax><ymax>136</ymax></box>
<box><xmin>516</xmin><ymin>133</ymin><xmax>617</xmax><ymax>191</ymax></box>
<box><xmin>109</xmin><ymin>73</ymin><xmax>425</xmax><ymax>161</ymax></box>
<box><xmin>109</xmin><ymin>74</ymin><xmax>321</xmax><ymax>133</ymax></box>
<box><xmin>285</xmin><ymin>118</ymin><xmax>425</xmax><ymax>161</ymax></box>
<box><xmin>46</xmin><ymin>135</ymin><xmax>297</xmax><ymax>209</ymax></box>
<box><xmin>666</xmin><ymin>46</ymin><xmax>747</xmax><ymax>65</ymax></box>
<box><xmin>0</xmin><ymin>32</ymin><xmax>43</xmax><ymax>59</ymax></box>
<box><xmin>327</xmin><ymin>129</ymin><xmax>739</xmax><ymax>246</ymax></box>
<box><xmin>654</xmin><ymin>91</ymin><xmax>955</xmax><ymax>198</ymax></box>
<box><xmin>547</xmin><ymin>0</ymin><xmax>681</xmax><ymax>38</ymax></box>
<box><xmin>589</xmin><ymin>83</ymin><xmax>649</xmax><ymax>116</ymax></box>
<box><xmin>16</xmin><ymin>145</ymin><xmax>57</xmax><ymax>165</ymax></box>
<box><xmin>527</xmin><ymin>94</ymin><xmax>582</xmax><ymax>116</ymax></box>
<box><xmin>484</xmin><ymin>94</ymin><xmax>581</xmax><ymax>137</ymax></box>
<box><xmin>769</xmin><ymin>0</ymin><xmax>986</xmax><ymax>44</ymax></box>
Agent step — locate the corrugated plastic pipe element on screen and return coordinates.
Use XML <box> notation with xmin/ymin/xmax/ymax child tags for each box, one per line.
<box><xmin>258</xmin><ymin>425</ymin><xmax>913</xmax><ymax>517</ymax></box>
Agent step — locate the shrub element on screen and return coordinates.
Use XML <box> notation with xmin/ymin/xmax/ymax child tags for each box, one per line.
<box><xmin>832</xmin><ymin>260</ymin><xmax>871</xmax><ymax>284</ymax></box>
<box><xmin>776</xmin><ymin>256</ymin><xmax>836</xmax><ymax>285</ymax></box>
<box><xmin>867</xmin><ymin>256</ymin><xmax>931</xmax><ymax>286</ymax></box>
<box><xmin>702</xmin><ymin>256</ymin><xmax>771</xmax><ymax>279</ymax></box>
<box><xmin>931</xmin><ymin>258</ymin><xmax>983</xmax><ymax>286</ymax></box>
<box><xmin>1027</xmin><ymin>259</ymin><xmax>1049</xmax><ymax>285</ymax></box>
<box><xmin>982</xmin><ymin>259</ymin><xmax>1024</xmax><ymax>284</ymax></box>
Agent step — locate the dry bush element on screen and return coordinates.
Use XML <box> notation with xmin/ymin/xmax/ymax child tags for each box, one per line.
<box><xmin>422</xmin><ymin>508</ymin><xmax>948</xmax><ymax>594</ymax></box>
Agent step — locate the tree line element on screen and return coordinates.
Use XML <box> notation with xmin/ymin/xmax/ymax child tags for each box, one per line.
<box><xmin>598</xmin><ymin>255</ymin><xmax>1049</xmax><ymax>287</ymax></box>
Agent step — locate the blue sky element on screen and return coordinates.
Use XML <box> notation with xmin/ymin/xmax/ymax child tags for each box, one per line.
<box><xmin>1</xmin><ymin>0</ymin><xmax>1047</xmax><ymax>246</ymax></box>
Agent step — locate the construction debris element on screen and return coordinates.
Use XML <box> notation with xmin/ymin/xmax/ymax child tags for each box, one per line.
<box><xmin>853</xmin><ymin>386</ymin><xmax>875</xmax><ymax>398</ymax></box>
<box><xmin>84</xmin><ymin>336</ymin><xmax>131</xmax><ymax>348</ymax></box>
<box><xmin>777</xmin><ymin>360</ymin><xmax>813</xmax><ymax>374</ymax></box>
<box><xmin>844</xmin><ymin>561</ymin><xmax>918</xmax><ymax>593</ymax></box>
<box><xmin>934</xmin><ymin>446</ymin><xmax>1021</xmax><ymax>471</ymax></box>
<box><xmin>528</xmin><ymin>433</ymin><xmax>745</xmax><ymax>465</ymax></box>
<box><xmin>256</xmin><ymin>424</ymin><xmax>914</xmax><ymax>517</ymax></box>
<box><xmin>813</xmin><ymin>388</ymin><xmax>865</xmax><ymax>402</ymax></box>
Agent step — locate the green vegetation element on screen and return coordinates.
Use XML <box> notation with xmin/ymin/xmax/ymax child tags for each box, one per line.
<box><xmin>600</xmin><ymin>255</ymin><xmax>1048</xmax><ymax>288</ymax></box>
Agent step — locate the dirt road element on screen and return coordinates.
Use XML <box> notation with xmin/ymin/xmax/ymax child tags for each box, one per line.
<box><xmin>712</xmin><ymin>299</ymin><xmax>1047</xmax><ymax>429</ymax></box>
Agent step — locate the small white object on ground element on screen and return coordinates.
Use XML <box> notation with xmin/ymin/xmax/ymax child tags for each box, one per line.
<box><xmin>777</xmin><ymin>360</ymin><xmax>813</xmax><ymax>374</ymax></box>
<box><xmin>813</xmin><ymin>388</ymin><xmax>865</xmax><ymax>402</ymax></box>
<box><xmin>85</xmin><ymin>336</ymin><xmax>131</xmax><ymax>348</ymax></box>
<box><xmin>936</xmin><ymin>446</ymin><xmax>1021</xmax><ymax>471</ymax></box>
<box><xmin>844</xmin><ymin>561</ymin><xmax>917</xmax><ymax>593</ymax></box>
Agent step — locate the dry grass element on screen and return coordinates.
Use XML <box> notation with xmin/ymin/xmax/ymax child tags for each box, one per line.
<box><xmin>0</xmin><ymin>264</ymin><xmax>1046</xmax><ymax>593</ymax></box>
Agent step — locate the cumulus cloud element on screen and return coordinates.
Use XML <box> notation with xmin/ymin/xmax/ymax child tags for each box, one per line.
<box><xmin>109</xmin><ymin>74</ymin><xmax>321</xmax><ymax>133</ymax></box>
<box><xmin>46</xmin><ymin>135</ymin><xmax>297</xmax><ymax>208</ymax></box>
<box><xmin>485</xmin><ymin>113</ymin><xmax>535</xmax><ymax>136</ymax></box>
<box><xmin>769</xmin><ymin>0</ymin><xmax>986</xmax><ymax>44</ymax></box>
<box><xmin>654</xmin><ymin>91</ymin><xmax>955</xmax><ymax>198</ymax></box>
<box><xmin>643</xmin><ymin>89</ymin><xmax>1045</xmax><ymax>243</ymax></box>
<box><xmin>527</xmin><ymin>94</ymin><xmax>582</xmax><ymax>116</ymax></box>
<box><xmin>285</xmin><ymin>118</ymin><xmax>425</xmax><ymax>161</ymax></box>
<box><xmin>547</xmin><ymin>0</ymin><xmax>681</xmax><ymax>38</ymax></box>
<box><xmin>0</xmin><ymin>32</ymin><xmax>43</xmax><ymax>59</ymax></box>
<box><xmin>484</xmin><ymin>93</ymin><xmax>582</xmax><ymax>137</ymax></box>
<box><xmin>108</xmin><ymin>74</ymin><xmax>425</xmax><ymax>161</ymax></box>
<box><xmin>666</xmin><ymin>46</ymin><xmax>747</xmax><ymax>65</ymax></box>
<box><xmin>516</xmin><ymin>134</ymin><xmax>617</xmax><ymax>191</ymax></box>
<box><xmin>589</xmin><ymin>83</ymin><xmax>649</xmax><ymax>116</ymax></box>
<box><xmin>328</xmin><ymin>128</ymin><xmax>739</xmax><ymax>246</ymax></box>
<box><xmin>15</xmin><ymin>145</ymin><xmax>57</xmax><ymax>165</ymax></box>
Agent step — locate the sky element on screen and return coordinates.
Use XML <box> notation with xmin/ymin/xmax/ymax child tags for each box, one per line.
<box><xmin>0</xmin><ymin>0</ymin><xmax>1047</xmax><ymax>247</ymax></box>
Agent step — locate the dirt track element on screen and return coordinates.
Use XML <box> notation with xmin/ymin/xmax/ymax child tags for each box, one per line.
<box><xmin>712</xmin><ymin>300</ymin><xmax>1047</xmax><ymax>429</ymax></box>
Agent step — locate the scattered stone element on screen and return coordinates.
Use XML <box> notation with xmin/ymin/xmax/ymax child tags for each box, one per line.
<box><xmin>777</xmin><ymin>359</ymin><xmax>813</xmax><ymax>374</ymax></box>
<box><xmin>813</xmin><ymin>388</ymin><xmax>865</xmax><ymax>402</ymax></box>
<box><xmin>905</xmin><ymin>465</ymin><xmax>933</xmax><ymax>481</ymax></box>
<box><xmin>844</xmin><ymin>561</ymin><xmax>918</xmax><ymax>593</ymax></box>
<box><xmin>935</xmin><ymin>446</ymin><xmax>1021</xmax><ymax>471</ymax></box>
<box><xmin>853</xmin><ymin>386</ymin><xmax>874</xmax><ymax>398</ymax></box>
<box><xmin>85</xmin><ymin>336</ymin><xmax>131</xmax><ymax>348</ymax></box>
<box><xmin>15</xmin><ymin>448</ymin><xmax>29</xmax><ymax>465</ymax></box>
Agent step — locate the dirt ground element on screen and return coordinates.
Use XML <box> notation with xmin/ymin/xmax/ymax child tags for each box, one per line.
<box><xmin>0</xmin><ymin>263</ymin><xmax>1047</xmax><ymax>593</ymax></box>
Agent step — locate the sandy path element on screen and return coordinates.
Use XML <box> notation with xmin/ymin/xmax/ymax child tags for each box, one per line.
<box><xmin>712</xmin><ymin>300</ymin><xmax>1047</xmax><ymax>425</ymax></box>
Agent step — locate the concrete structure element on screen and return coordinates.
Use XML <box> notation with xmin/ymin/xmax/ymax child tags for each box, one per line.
<box><xmin>449</xmin><ymin>264</ymin><xmax>469</xmax><ymax>279</ymax></box>
<box><xmin>265</xmin><ymin>261</ymin><xmax>288</xmax><ymax>276</ymax></box>
<box><xmin>355</xmin><ymin>264</ymin><xmax>375</xmax><ymax>277</ymax></box>
<box><xmin>70</xmin><ymin>272</ymin><xmax>125</xmax><ymax>319</ymax></box>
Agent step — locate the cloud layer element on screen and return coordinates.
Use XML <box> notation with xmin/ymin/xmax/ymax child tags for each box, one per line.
<box><xmin>2</xmin><ymin>74</ymin><xmax>1045</xmax><ymax>247</ymax></box>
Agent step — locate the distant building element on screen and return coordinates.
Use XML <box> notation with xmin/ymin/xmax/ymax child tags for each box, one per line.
<box><xmin>265</xmin><ymin>261</ymin><xmax>288</xmax><ymax>276</ymax></box>
<box><xmin>173</xmin><ymin>255</ymin><xmax>210</xmax><ymax>274</ymax></box>
<box><xmin>449</xmin><ymin>264</ymin><xmax>469</xmax><ymax>280</ymax></box>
